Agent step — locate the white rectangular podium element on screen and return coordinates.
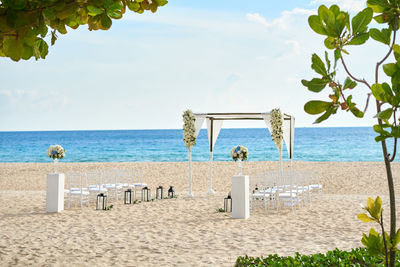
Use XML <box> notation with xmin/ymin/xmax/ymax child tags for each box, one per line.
<box><xmin>46</xmin><ymin>173</ymin><xmax>65</xmax><ymax>213</ymax></box>
<box><xmin>232</xmin><ymin>175</ymin><xmax>249</xmax><ymax>219</ymax></box>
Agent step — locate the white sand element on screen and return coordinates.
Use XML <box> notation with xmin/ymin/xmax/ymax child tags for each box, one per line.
<box><xmin>0</xmin><ymin>161</ymin><xmax>399</xmax><ymax>266</ymax></box>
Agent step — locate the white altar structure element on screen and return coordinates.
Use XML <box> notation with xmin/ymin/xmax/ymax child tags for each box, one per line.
<box><xmin>191</xmin><ymin>112</ymin><xmax>295</xmax><ymax>195</ymax></box>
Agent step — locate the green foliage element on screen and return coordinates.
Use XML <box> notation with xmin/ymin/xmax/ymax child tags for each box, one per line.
<box><xmin>0</xmin><ymin>0</ymin><xmax>168</xmax><ymax>61</ymax></box>
<box><xmin>358</xmin><ymin>197</ymin><xmax>400</xmax><ymax>262</ymax></box>
<box><xmin>235</xmin><ymin>248</ymin><xmax>400</xmax><ymax>266</ymax></box>
<box><xmin>105</xmin><ymin>204</ymin><xmax>113</xmax><ymax>210</ymax></box>
<box><xmin>216</xmin><ymin>207</ymin><xmax>225</xmax><ymax>212</ymax></box>
<box><xmin>304</xmin><ymin>2</ymin><xmax>400</xmax><ymax>265</ymax></box>
<box><xmin>302</xmin><ymin>51</ymin><xmax>363</xmax><ymax>123</ymax></box>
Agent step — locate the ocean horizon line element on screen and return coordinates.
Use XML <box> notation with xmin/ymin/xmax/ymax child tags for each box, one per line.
<box><xmin>0</xmin><ymin>125</ymin><xmax>373</xmax><ymax>133</ymax></box>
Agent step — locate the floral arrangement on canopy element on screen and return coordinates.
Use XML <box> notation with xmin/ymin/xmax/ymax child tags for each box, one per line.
<box><xmin>182</xmin><ymin>110</ymin><xmax>196</xmax><ymax>150</ymax></box>
<box><xmin>270</xmin><ymin>108</ymin><xmax>283</xmax><ymax>151</ymax></box>
<box><xmin>47</xmin><ymin>145</ymin><xmax>65</xmax><ymax>159</ymax></box>
<box><xmin>230</xmin><ymin>145</ymin><xmax>248</xmax><ymax>161</ymax></box>
<box><xmin>182</xmin><ymin>109</ymin><xmax>196</xmax><ymax>197</ymax></box>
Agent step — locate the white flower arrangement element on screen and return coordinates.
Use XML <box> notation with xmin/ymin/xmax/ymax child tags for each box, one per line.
<box><xmin>47</xmin><ymin>145</ymin><xmax>66</xmax><ymax>159</ymax></box>
<box><xmin>270</xmin><ymin>108</ymin><xmax>283</xmax><ymax>150</ymax></box>
<box><xmin>182</xmin><ymin>109</ymin><xmax>196</xmax><ymax>150</ymax></box>
<box><xmin>230</xmin><ymin>145</ymin><xmax>248</xmax><ymax>161</ymax></box>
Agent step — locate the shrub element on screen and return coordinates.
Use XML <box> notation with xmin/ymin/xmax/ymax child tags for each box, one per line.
<box><xmin>235</xmin><ymin>248</ymin><xmax>400</xmax><ymax>266</ymax></box>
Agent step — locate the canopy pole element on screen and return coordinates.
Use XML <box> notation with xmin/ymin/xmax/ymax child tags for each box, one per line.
<box><xmin>207</xmin><ymin>118</ymin><xmax>215</xmax><ymax>195</ymax></box>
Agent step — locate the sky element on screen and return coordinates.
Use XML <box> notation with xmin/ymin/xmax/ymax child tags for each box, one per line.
<box><xmin>0</xmin><ymin>0</ymin><xmax>392</xmax><ymax>131</ymax></box>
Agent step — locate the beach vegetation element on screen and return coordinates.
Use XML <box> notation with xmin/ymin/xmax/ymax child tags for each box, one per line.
<box><xmin>302</xmin><ymin>1</ymin><xmax>400</xmax><ymax>265</ymax></box>
<box><xmin>0</xmin><ymin>0</ymin><xmax>168</xmax><ymax>61</ymax></box>
<box><xmin>216</xmin><ymin>207</ymin><xmax>225</xmax><ymax>213</ymax></box>
<box><xmin>235</xmin><ymin>247</ymin><xmax>400</xmax><ymax>266</ymax></box>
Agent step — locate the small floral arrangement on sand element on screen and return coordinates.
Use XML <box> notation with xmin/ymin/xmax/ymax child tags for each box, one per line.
<box><xmin>47</xmin><ymin>145</ymin><xmax>66</xmax><ymax>159</ymax></box>
<box><xmin>230</xmin><ymin>145</ymin><xmax>248</xmax><ymax>161</ymax></box>
<box><xmin>182</xmin><ymin>109</ymin><xmax>196</xmax><ymax>150</ymax></box>
<box><xmin>270</xmin><ymin>108</ymin><xmax>283</xmax><ymax>150</ymax></box>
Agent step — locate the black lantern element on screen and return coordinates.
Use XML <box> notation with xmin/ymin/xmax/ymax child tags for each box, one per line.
<box><xmin>96</xmin><ymin>193</ymin><xmax>107</xmax><ymax>210</ymax></box>
<box><xmin>124</xmin><ymin>189</ymin><xmax>133</xmax><ymax>204</ymax></box>
<box><xmin>156</xmin><ymin>186</ymin><xmax>163</xmax><ymax>200</ymax></box>
<box><xmin>142</xmin><ymin>187</ymin><xmax>151</xmax><ymax>202</ymax></box>
<box><xmin>224</xmin><ymin>193</ymin><xmax>232</xmax><ymax>212</ymax></box>
<box><xmin>168</xmin><ymin>186</ymin><xmax>174</xmax><ymax>198</ymax></box>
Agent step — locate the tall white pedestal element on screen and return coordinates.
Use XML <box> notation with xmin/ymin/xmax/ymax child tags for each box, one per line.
<box><xmin>46</xmin><ymin>173</ymin><xmax>65</xmax><ymax>213</ymax></box>
<box><xmin>232</xmin><ymin>175</ymin><xmax>249</xmax><ymax>219</ymax></box>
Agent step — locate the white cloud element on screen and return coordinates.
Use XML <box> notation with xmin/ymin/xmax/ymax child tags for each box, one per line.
<box><xmin>285</xmin><ymin>40</ymin><xmax>301</xmax><ymax>56</ymax></box>
<box><xmin>309</xmin><ymin>0</ymin><xmax>365</xmax><ymax>12</ymax></box>
<box><xmin>246</xmin><ymin>8</ymin><xmax>315</xmax><ymax>29</ymax></box>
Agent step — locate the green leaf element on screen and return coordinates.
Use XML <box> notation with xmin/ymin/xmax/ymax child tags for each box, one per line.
<box><xmin>318</xmin><ymin>5</ymin><xmax>337</xmax><ymax>37</ymax></box>
<box><xmin>350</xmin><ymin>107</ymin><xmax>364</xmax><ymax>118</ymax></box>
<box><xmin>393</xmin><ymin>44</ymin><xmax>400</xmax><ymax>61</ymax></box>
<box><xmin>375</xmin><ymin>135</ymin><xmax>390</xmax><ymax>142</ymax></box>
<box><xmin>334</xmin><ymin>49</ymin><xmax>341</xmax><ymax>68</ymax></box>
<box><xmin>155</xmin><ymin>0</ymin><xmax>168</xmax><ymax>6</ymax></box>
<box><xmin>100</xmin><ymin>14</ymin><xmax>112</xmax><ymax>29</ymax></box>
<box><xmin>3</xmin><ymin>37</ymin><xmax>23</xmax><ymax>61</ymax></box>
<box><xmin>352</xmin><ymin>8</ymin><xmax>373</xmax><ymax>34</ymax></box>
<box><xmin>383</xmin><ymin>63</ymin><xmax>397</xmax><ymax>77</ymax></box>
<box><xmin>375</xmin><ymin>108</ymin><xmax>393</xmax><ymax>120</ymax></box>
<box><xmin>367</xmin><ymin>0</ymin><xmax>387</xmax><ymax>13</ymax></box>
<box><xmin>301</xmin><ymin>79</ymin><xmax>328</xmax><ymax>93</ymax></box>
<box><xmin>51</xmin><ymin>30</ymin><xmax>57</xmax><ymax>46</ymax></box>
<box><xmin>357</xmin><ymin>213</ymin><xmax>375</xmax><ymax>222</ymax></box>
<box><xmin>373</xmin><ymin>14</ymin><xmax>385</xmax><ymax>24</ymax></box>
<box><xmin>311</xmin><ymin>54</ymin><xmax>327</xmax><ymax>76</ymax></box>
<box><xmin>87</xmin><ymin>6</ymin><xmax>104</xmax><ymax>16</ymax></box>
<box><xmin>325</xmin><ymin>51</ymin><xmax>331</xmax><ymax>72</ymax></box>
<box><xmin>107</xmin><ymin>10</ymin><xmax>122</xmax><ymax>19</ymax></box>
<box><xmin>347</xmin><ymin>32</ymin><xmax>370</xmax><ymax>45</ymax></box>
<box><xmin>21</xmin><ymin>44</ymin><xmax>33</xmax><ymax>60</ymax></box>
<box><xmin>369</xmin><ymin>27</ymin><xmax>391</xmax><ymax>45</ymax></box>
<box><xmin>127</xmin><ymin>1</ymin><xmax>141</xmax><ymax>11</ymax></box>
<box><xmin>393</xmin><ymin>228</ymin><xmax>400</xmax><ymax>247</ymax></box>
<box><xmin>373</xmin><ymin>124</ymin><xmax>388</xmax><ymax>134</ymax></box>
<box><xmin>334</xmin><ymin>13</ymin><xmax>347</xmax><ymax>37</ymax></box>
<box><xmin>324</xmin><ymin>37</ymin><xmax>335</xmax><ymax>49</ymax></box>
<box><xmin>370</xmin><ymin>196</ymin><xmax>382</xmax><ymax>219</ymax></box>
<box><xmin>304</xmin><ymin>100</ymin><xmax>331</xmax><ymax>115</ymax></box>
<box><xmin>314</xmin><ymin>107</ymin><xmax>335</xmax><ymax>124</ymax></box>
<box><xmin>391</xmin><ymin>126</ymin><xmax>400</xmax><ymax>138</ymax></box>
<box><xmin>34</xmin><ymin>38</ymin><xmax>48</xmax><ymax>59</ymax></box>
<box><xmin>371</xmin><ymin>83</ymin><xmax>385</xmax><ymax>101</ymax></box>
<box><xmin>343</xmin><ymin>77</ymin><xmax>357</xmax><ymax>89</ymax></box>
<box><xmin>108</xmin><ymin>1</ymin><xmax>123</xmax><ymax>11</ymax></box>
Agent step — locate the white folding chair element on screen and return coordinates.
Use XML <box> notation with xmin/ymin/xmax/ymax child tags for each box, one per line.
<box><xmin>65</xmin><ymin>172</ymin><xmax>90</xmax><ymax>208</ymax></box>
<box><xmin>132</xmin><ymin>169</ymin><xmax>147</xmax><ymax>199</ymax></box>
<box><xmin>86</xmin><ymin>170</ymin><xmax>107</xmax><ymax>202</ymax></box>
<box><xmin>102</xmin><ymin>169</ymin><xmax>123</xmax><ymax>201</ymax></box>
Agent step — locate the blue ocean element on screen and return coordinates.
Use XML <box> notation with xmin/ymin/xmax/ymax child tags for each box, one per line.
<box><xmin>0</xmin><ymin>127</ymin><xmax>394</xmax><ymax>163</ymax></box>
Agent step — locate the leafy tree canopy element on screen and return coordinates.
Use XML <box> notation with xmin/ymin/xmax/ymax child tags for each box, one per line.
<box><xmin>0</xmin><ymin>0</ymin><xmax>168</xmax><ymax>61</ymax></box>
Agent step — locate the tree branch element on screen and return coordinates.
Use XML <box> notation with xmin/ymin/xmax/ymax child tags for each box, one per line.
<box><xmin>340</xmin><ymin>56</ymin><xmax>371</xmax><ymax>89</ymax></box>
<box><xmin>363</xmin><ymin>93</ymin><xmax>372</xmax><ymax>114</ymax></box>
<box><xmin>376</xmin><ymin>18</ymin><xmax>398</xmax><ymax>84</ymax></box>
<box><xmin>390</xmin><ymin>110</ymin><xmax>397</xmax><ymax>162</ymax></box>
<box><xmin>380</xmin><ymin>211</ymin><xmax>389</xmax><ymax>267</ymax></box>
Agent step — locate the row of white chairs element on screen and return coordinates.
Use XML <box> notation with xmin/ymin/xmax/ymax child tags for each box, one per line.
<box><xmin>64</xmin><ymin>169</ymin><xmax>147</xmax><ymax>208</ymax></box>
<box><xmin>249</xmin><ymin>170</ymin><xmax>322</xmax><ymax>215</ymax></box>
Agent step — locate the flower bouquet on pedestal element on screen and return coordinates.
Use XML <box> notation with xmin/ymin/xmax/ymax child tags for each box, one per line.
<box><xmin>47</xmin><ymin>145</ymin><xmax>66</xmax><ymax>174</ymax></box>
<box><xmin>230</xmin><ymin>145</ymin><xmax>248</xmax><ymax>175</ymax></box>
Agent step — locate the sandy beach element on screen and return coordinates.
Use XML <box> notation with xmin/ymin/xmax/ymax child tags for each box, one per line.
<box><xmin>0</xmin><ymin>161</ymin><xmax>400</xmax><ymax>266</ymax></box>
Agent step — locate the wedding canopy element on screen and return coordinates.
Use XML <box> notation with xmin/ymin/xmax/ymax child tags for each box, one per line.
<box><xmin>193</xmin><ymin>112</ymin><xmax>295</xmax><ymax>194</ymax></box>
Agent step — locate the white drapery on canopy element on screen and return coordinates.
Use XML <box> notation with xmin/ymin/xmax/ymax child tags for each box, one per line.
<box><xmin>193</xmin><ymin>112</ymin><xmax>295</xmax><ymax>194</ymax></box>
